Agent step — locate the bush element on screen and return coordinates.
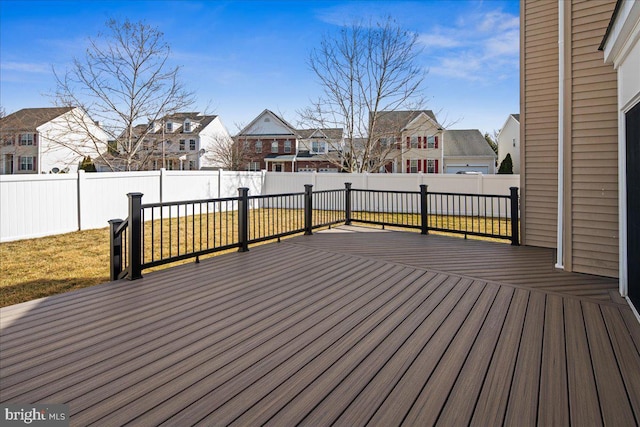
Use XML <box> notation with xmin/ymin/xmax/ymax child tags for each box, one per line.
<box><xmin>498</xmin><ymin>153</ymin><xmax>513</xmax><ymax>174</ymax></box>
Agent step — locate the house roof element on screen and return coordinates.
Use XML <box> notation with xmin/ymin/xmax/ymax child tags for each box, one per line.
<box><xmin>443</xmin><ymin>129</ymin><xmax>496</xmax><ymax>157</ymax></box>
<box><xmin>599</xmin><ymin>0</ymin><xmax>624</xmax><ymax>50</ymax></box>
<box><xmin>511</xmin><ymin>113</ymin><xmax>520</xmax><ymax>122</ymax></box>
<box><xmin>297</xmin><ymin>128</ymin><xmax>343</xmax><ymax>140</ymax></box>
<box><xmin>237</xmin><ymin>109</ymin><xmax>298</xmax><ymax>137</ymax></box>
<box><xmin>372</xmin><ymin>110</ymin><xmax>440</xmax><ymax>133</ymax></box>
<box><xmin>133</xmin><ymin>113</ymin><xmax>218</xmax><ymax>137</ymax></box>
<box><xmin>0</xmin><ymin>107</ymin><xmax>74</xmax><ymax>131</ymax></box>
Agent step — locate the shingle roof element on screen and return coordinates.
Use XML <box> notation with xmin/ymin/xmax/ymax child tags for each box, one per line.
<box><xmin>0</xmin><ymin>107</ymin><xmax>74</xmax><ymax>131</ymax></box>
<box><xmin>511</xmin><ymin>113</ymin><xmax>520</xmax><ymax>122</ymax></box>
<box><xmin>443</xmin><ymin>130</ymin><xmax>496</xmax><ymax>157</ymax></box>
<box><xmin>133</xmin><ymin>113</ymin><xmax>218</xmax><ymax>137</ymax></box>
<box><xmin>371</xmin><ymin>110</ymin><xmax>439</xmax><ymax>132</ymax></box>
<box><xmin>297</xmin><ymin>128</ymin><xmax>343</xmax><ymax>140</ymax></box>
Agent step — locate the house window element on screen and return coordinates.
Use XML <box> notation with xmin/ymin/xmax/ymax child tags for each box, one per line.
<box><xmin>410</xmin><ymin>136</ymin><xmax>418</xmax><ymax>149</ymax></box>
<box><xmin>284</xmin><ymin>140</ymin><xmax>291</xmax><ymax>153</ymax></box>
<box><xmin>189</xmin><ymin>160</ymin><xmax>196</xmax><ymax>170</ymax></box>
<box><xmin>379</xmin><ymin>137</ymin><xmax>390</xmax><ymax>148</ymax></box>
<box><xmin>427</xmin><ymin>159</ymin><xmax>436</xmax><ymax>173</ymax></box>
<box><xmin>166</xmin><ymin>122</ymin><xmax>173</xmax><ymax>132</ymax></box>
<box><xmin>243</xmin><ymin>140</ymin><xmax>250</xmax><ymax>150</ymax></box>
<box><xmin>189</xmin><ymin>139</ymin><xmax>196</xmax><ymax>151</ymax></box>
<box><xmin>410</xmin><ymin>159</ymin><xmax>418</xmax><ymax>173</ymax></box>
<box><xmin>271</xmin><ymin>141</ymin><xmax>279</xmax><ymax>153</ymax></box>
<box><xmin>427</xmin><ymin>135</ymin><xmax>436</xmax><ymax>148</ymax></box>
<box><xmin>513</xmin><ymin>138</ymin><xmax>516</xmax><ymax>147</ymax></box>
<box><xmin>312</xmin><ymin>141</ymin><xmax>327</xmax><ymax>154</ymax></box>
<box><xmin>184</xmin><ymin>121</ymin><xmax>191</xmax><ymax>132</ymax></box>
<box><xmin>255</xmin><ymin>140</ymin><xmax>262</xmax><ymax>153</ymax></box>
<box><xmin>247</xmin><ymin>161</ymin><xmax>260</xmax><ymax>171</ymax></box>
<box><xmin>3</xmin><ymin>137</ymin><xmax>14</xmax><ymax>146</ymax></box>
<box><xmin>19</xmin><ymin>134</ymin><xmax>34</xmax><ymax>146</ymax></box>
<box><xmin>179</xmin><ymin>139</ymin><xmax>185</xmax><ymax>151</ymax></box>
<box><xmin>20</xmin><ymin>156</ymin><xmax>35</xmax><ymax>171</ymax></box>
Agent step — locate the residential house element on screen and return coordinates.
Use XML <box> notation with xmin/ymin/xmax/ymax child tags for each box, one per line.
<box><xmin>600</xmin><ymin>0</ymin><xmax>640</xmax><ymax>311</ymax></box>
<box><xmin>235</xmin><ymin>109</ymin><xmax>343</xmax><ymax>172</ymax></box>
<box><xmin>442</xmin><ymin>129</ymin><xmax>497</xmax><ymax>174</ymax></box>
<box><xmin>295</xmin><ymin>128</ymin><xmax>343</xmax><ymax>173</ymax></box>
<box><xmin>132</xmin><ymin>112</ymin><xmax>231</xmax><ymax>171</ymax></box>
<box><xmin>497</xmin><ymin>114</ymin><xmax>520</xmax><ymax>173</ymax></box>
<box><xmin>520</xmin><ymin>1</ymin><xmax>632</xmax><ymax>301</ymax></box>
<box><xmin>371</xmin><ymin>110</ymin><xmax>444</xmax><ymax>174</ymax></box>
<box><xmin>0</xmin><ymin>107</ymin><xmax>108</xmax><ymax>174</ymax></box>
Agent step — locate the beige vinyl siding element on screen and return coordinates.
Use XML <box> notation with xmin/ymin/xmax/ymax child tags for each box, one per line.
<box><xmin>521</xmin><ymin>0</ymin><xmax>559</xmax><ymax>248</ymax></box>
<box><xmin>567</xmin><ymin>0</ymin><xmax>618</xmax><ymax>277</ymax></box>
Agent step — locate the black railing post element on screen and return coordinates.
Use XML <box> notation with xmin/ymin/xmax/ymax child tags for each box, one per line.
<box><xmin>127</xmin><ymin>192</ymin><xmax>143</xmax><ymax>280</ymax></box>
<box><xmin>304</xmin><ymin>184</ymin><xmax>313</xmax><ymax>235</ymax></box>
<box><xmin>420</xmin><ymin>184</ymin><xmax>429</xmax><ymax>235</ymax></box>
<box><xmin>108</xmin><ymin>218</ymin><xmax>123</xmax><ymax>281</ymax></box>
<box><xmin>238</xmin><ymin>187</ymin><xmax>249</xmax><ymax>252</ymax></box>
<box><xmin>510</xmin><ymin>187</ymin><xmax>520</xmax><ymax>246</ymax></box>
<box><xmin>345</xmin><ymin>182</ymin><xmax>352</xmax><ymax>225</ymax></box>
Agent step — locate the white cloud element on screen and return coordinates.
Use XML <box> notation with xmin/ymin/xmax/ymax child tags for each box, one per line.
<box><xmin>418</xmin><ymin>34</ymin><xmax>461</xmax><ymax>49</ymax></box>
<box><xmin>0</xmin><ymin>61</ymin><xmax>50</xmax><ymax>73</ymax></box>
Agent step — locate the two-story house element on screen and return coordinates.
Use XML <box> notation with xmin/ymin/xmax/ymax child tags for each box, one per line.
<box><xmin>235</xmin><ymin>109</ymin><xmax>343</xmax><ymax>172</ymax></box>
<box><xmin>371</xmin><ymin>110</ymin><xmax>444</xmax><ymax>173</ymax></box>
<box><xmin>0</xmin><ymin>107</ymin><xmax>108</xmax><ymax>174</ymax></box>
<box><xmin>497</xmin><ymin>114</ymin><xmax>520</xmax><ymax>173</ymax></box>
<box><xmin>132</xmin><ymin>112</ymin><xmax>232</xmax><ymax>171</ymax></box>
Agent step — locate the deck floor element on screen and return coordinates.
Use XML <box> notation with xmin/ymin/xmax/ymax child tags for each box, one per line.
<box><xmin>1</xmin><ymin>227</ymin><xmax>639</xmax><ymax>426</ymax></box>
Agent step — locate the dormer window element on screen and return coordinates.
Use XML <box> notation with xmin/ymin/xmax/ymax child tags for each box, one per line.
<box><xmin>184</xmin><ymin>120</ymin><xmax>191</xmax><ymax>133</ymax></box>
<box><xmin>166</xmin><ymin>122</ymin><xmax>173</xmax><ymax>132</ymax></box>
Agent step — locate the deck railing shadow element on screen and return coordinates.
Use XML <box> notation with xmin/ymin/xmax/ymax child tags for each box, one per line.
<box><xmin>110</xmin><ymin>183</ymin><xmax>519</xmax><ymax>280</ymax></box>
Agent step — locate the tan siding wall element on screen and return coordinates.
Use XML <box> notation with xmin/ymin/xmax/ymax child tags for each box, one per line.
<box><xmin>568</xmin><ymin>0</ymin><xmax>618</xmax><ymax>277</ymax></box>
<box><xmin>521</xmin><ymin>0</ymin><xmax>559</xmax><ymax>248</ymax></box>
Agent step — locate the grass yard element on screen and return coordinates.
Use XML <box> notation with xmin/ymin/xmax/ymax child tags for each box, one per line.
<box><xmin>1</xmin><ymin>209</ymin><xmax>515</xmax><ymax>307</ymax></box>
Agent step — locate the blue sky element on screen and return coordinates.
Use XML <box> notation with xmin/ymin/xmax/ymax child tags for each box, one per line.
<box><xmin>0</xmin><ymin>0</ymin><xmax>519</xmax><ymax>135</ymax></box>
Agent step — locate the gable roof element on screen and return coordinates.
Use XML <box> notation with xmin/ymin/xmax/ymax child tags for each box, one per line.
<box><xmin>133</xmin><ymin>113</ymin><xmax>218</xmax><ymax>137</ymax></box>
<box><xmin>443</xmin><ymin>129</ymin><xmax>496</xmax><ymax>157</ymax></box>
<box><xmin>511</xmin><ymin>113</ymin><xmax>520</xmax><ymax>122</ymax></box>
<box><xmin>297</xmin><ymin>128</ymin><xmax>343</xmax><ymax>140</ymax></box>
<box><xmin>372</xmin><ymin>110</ymin><xmax>440</xmax><ymax>133</ymax></box>
<box><xmin>237</xmin><ymin>109</ymin><xmax>297</xmax><ymax>137</ymax></box>
<box><xmin>0</xmin><ymin>107</ymin><xmax>74</xmax><ymax>131</ymax></box>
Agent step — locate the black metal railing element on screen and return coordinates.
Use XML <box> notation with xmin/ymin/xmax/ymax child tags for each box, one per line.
<box><xmin>109</xmin><ymin>183</ymin><xmax>518</xmax><ymax>280</ymax></box>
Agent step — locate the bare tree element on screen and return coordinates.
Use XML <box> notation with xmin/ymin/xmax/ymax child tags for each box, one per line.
<box><xmin>299</xmin><ymin>17</ymin><xmax>426</xmax><ymax>173</ymax></box>
<box><xmin>53</xmin><ymin>19</ymin><xmax>194</xmax><ymax>171</ymax></box>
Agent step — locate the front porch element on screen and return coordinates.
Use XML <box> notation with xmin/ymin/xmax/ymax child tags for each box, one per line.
<box><xmin>1</xmin><ymin>227</ymin><xmax>638</xmax><ymax>426</ymax></box>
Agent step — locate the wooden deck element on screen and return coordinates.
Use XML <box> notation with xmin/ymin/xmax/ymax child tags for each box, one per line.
<box><xmin>1</xmin><ymin>226</ymin><xmax>639</xmax><ymax>426</ymax></box>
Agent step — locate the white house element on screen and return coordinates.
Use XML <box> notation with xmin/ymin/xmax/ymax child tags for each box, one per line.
<box><xmin>0</xmin><ymin>107</ymin><xmax>109</xmax><ymax>174</ymax></box>
<box><xmin>442</xmin><ymin>129</ymin><xmax>497</xmax><ymax>174</ymax></box>
<box><xmin>131</xmin><ymin>112</ymin><xmax>233</xmax><ymax>171</ymax></box>
<box><xmin>497</xmin><ymin>114</ymin><xmax>520</xmax><ymax>173</ymax></box>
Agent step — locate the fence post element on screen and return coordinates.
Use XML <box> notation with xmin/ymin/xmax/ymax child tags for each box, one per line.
<box><xmin>108</xmin><ymin>218</ymin><xmax>123</xmax><ymax>281</ymax></box>
<box><xmin>127</xmin><ymin>192</ymin><xmax>143</xmax><ymax>280</ymax></box>
<box><xmin>238</xmin><ymin>187</ymin><xmax>249</xmax><ymax>252</ymax></box>
<box><xmin>345</xmin><ymin>182</ymin><xmax>352</xmax><ymax>225</ymax></box>
<box><xmin>304</xmin><ymin>184</ymin><xmax>313</xmax><ymax>235</ymax></box>
<box><xmin>510</xmin><ymin>187</ymin><xmax>520</xmax><ymax>246</ymax></box>
<box><xmin>420</xmin><ymin>184</ymin><xmax>429</xmax><ymax>235</ymax></box>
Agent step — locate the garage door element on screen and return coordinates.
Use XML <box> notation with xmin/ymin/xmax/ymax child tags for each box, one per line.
<box><xmin>445</xmin><ymin>165</ymin><xmax>489</xmax><ymax>174</ymax></box>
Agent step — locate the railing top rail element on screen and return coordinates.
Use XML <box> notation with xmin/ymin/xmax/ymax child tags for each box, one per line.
<box><xmin>350</xmin><ymin>188</ymin><xmax>421</xmax><ymax>195</ymax></box>
<box><xmin>142</xmin><ymin>196</ymin><xmax>241</xmax><ymax>209</ymax></box>
<box><xmin>312</xmin><ymin>189</ymin><xmax>346</xmax><ymax>194</ymax></box>
<box><xmin>248</xmin><ymin>191</ymin><xmax>305</xmax><ymax>200</ymax></box>
<box><xmin>428</xmin><ymin>191</ymin><xmax>512</xmax><ymax>198</ymax></box>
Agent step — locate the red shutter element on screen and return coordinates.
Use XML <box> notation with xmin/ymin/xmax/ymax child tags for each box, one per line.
<box><xmin>417</xmin><ymin>159</ymin><xmax>422</xmax><ymax>172</ymax></box>
<box><xmin>406</xmin><ymin>159</ymin><xmax>410</xmax><ymax>173</ymax></box>
<box><xmin>33</xmin><ymin>133</ymin><xmax>38</xmax><ymax>146</ymax></box>
<box><xmin>435</xmin><ymin>159</ymin><xmax>439</xmax><ymax>173</ymax></box>
<box><xmin>423</xmin><ymin>160</ymin><xmax>427</xmax><ymax>173</ymax></box>
<box><xmin>406</xmin><ymin>136</ymin><xmax>410</xmax><ymax>149</ymax></box>
<box><xmin>434</xmin><ymin>136</ymin><xmax>439</xmax><ymax>148</ymax></box>
<box><xmin>33</xmin><ymin>157</ymin><xmax>37</xmax><ymax>172</ymax></box>
<box><xmin>418</xmin><ymin>136</ymin><xmax>422</xmax><ymax>148</ymax></box>
<box><xmin>17</xmin><ymin>156</ymin><xmax>21</xmax><ymax>171</ymax></box>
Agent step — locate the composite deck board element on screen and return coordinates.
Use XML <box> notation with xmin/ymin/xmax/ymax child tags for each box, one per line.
<box><xmin>1</xmin><ymin>227</ymin><xmax>639</xmax><ymax>426</ymax></box>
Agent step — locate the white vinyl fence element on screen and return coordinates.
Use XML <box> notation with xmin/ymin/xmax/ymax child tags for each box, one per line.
<box><xmin>0</xmin><ymin>170</ymin><xmax>264</xmax><ymax>242</ymax></box>
<box><xmin>0</xmin><ymin>170</ymin><xmax>519</xmax><ymax>242</ymax></box>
